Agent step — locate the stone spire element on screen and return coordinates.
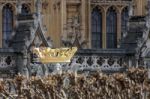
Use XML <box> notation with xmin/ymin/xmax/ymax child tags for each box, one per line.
<box><xmin>36</xmin><ymin>0</ymin><xmax>42</xmax><ymax>16</ymax></box>
<box><xmin>147</xmin><ymin>0</ymin><xmax>150</xmax><ymax>16</ymax></box>
<box><xmin>16</xmin><ymin>0</ymin><xmax>22</xmax><ymax>14</ymax></box>
<box><xmin>146</xmin><ymin>0</ymin><xmax>150</xmax><ymax>28</ymax></box>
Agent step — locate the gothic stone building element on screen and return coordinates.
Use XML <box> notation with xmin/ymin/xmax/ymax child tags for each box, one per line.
<box><xmin>0</xmin><ymin>0</ymin><xmax>149</xmax><ymax>77</ymax></box>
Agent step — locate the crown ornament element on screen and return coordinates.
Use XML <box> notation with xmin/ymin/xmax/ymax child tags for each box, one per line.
<box><xmin>32</xmin><ymin>47</ymin><xmax>77</xmax><ymax>63</ymax></box>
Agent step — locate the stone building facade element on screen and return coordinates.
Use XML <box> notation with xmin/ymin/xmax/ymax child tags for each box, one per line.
<box><xmin>0</xmin><ymin>0</ymin><xmax>149</xmax><ymax>77</ymax></box>
<box><xmin>0</xmin><ymin>0</ymin><xmax>147</xmax><ymax>48</ymax></box>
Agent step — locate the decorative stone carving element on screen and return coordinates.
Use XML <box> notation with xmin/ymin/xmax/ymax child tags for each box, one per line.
<box><xmin>138</xmin><ymin>1</ymin><xmax>150</xmax><ymax>64</ymax></box>
<box><xmin>9</xmin><ymin>0</ymin><xmax>53</xmax><ymax>77</ymax></box>
<box><xmin>0</xmin><ymin>55</ymin><xmax>15</xmax><ymax>68</ymax></box>
<box><xmin>91</xmin><ymin>56</ymin><xmax>99</xmax><ymax>68</ymax></box>
<box><xmin>52</xmin><ymin>63</ymin><xmax>62</xmax><ymax>75</ymax></box>
<box><xmin>62</xmin><ymin>15</ymin><xmax>87</xmax><ymax>48</ymax></box>
<box><xmin>129</xmin><ymin>3</ymin><xmax>133</xmax><ymax>17</ymax></box>
<box><xmin>16</xmin><ymin>0</ymin><xmax>22</xmax><ymax>14</ymax></box>
<box><xmin>68</xmin><ymin>55</ymin><xmax>126</xmax><ymax>73</ymax></box>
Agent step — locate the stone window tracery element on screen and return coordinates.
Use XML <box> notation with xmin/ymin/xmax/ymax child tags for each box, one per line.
<box><xmin>91</xmin><ymin>7</ymin><xmax>102</xmax><ymax>48</ymax></box>
<box><xmin>106</xmin><ymin>6</ymin><xmax>117</xmax><ymax>48</ymax></box>
<box><xmin>2</xmin><ymin>4</ymin><xmax>13</xmax><ymax>48</ymax></box>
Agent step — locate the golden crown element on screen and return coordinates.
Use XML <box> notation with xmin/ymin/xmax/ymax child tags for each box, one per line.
<box><xmin>32</xmin><ymin>47</ymin><xmax>77</xmax><ymax>63</ymax></box>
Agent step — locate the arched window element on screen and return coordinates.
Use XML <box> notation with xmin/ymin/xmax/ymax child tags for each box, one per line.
<box><xmin>91</xmin><ymin>7</ymin><xmax>102</xmax><ymax>48</ymax></box>
<box><xmin>106</xmin><ymin>7</ymin><xmax>117</xmax><ymax>48</ymax></box>
<box><xmin>121</xmin><ymin>7</ymin><xmax>129</xmax><ymax>37</ymax></box>
<box><xmin>21</xmin><ymin>4</ymin><xmax>30</xmax><ymax>15</ymax></box>
<box><xmin>2</xmin><ymin>4</ymin><xmax>13</xmax><ymax>47</ymax></box>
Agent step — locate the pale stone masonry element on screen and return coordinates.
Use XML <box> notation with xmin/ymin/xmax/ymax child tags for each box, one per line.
<box><xmin>0</xmin><ymin>0</ymin><xmax>149</xmax><ymax>77</ymax></box>
<box><xmin>0</xmin><ymin>0</ymin><xmax>147</xmax><ymax>48</ymax></box>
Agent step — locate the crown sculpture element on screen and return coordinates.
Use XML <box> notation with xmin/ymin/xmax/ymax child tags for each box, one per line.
<box><xmin>32</xmin><ymin>47</ymin><xmax>78</xmax><ymax>63</ymax></box>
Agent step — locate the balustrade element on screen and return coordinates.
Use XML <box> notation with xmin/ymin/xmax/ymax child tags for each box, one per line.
<box><xmin>0</xmin><ymin>0</ymin><xmax>31</xmax><ymax>3</ymax></box>
<box><xmin>0</xmin><ymin>49</ymin><xmax>16</xmax><ymax>77</ymax></box>
<box><xmin>65</xmin><ymin>49</ymin><xmax>133</xmax><ymax>73</ymax></box>
<box><xmin>91</xmin><ymin>0</ymin><xmax>131</xmax><ymax>5</ymax></box>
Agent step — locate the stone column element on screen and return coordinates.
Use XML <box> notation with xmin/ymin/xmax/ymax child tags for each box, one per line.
<box><xmin>0</xmin><ymin>6</ymin><xmax>2</xmax><ymax>48</ymax></box>
<box><xmin>61</xmin><ymin>0</ymin><xmax>67</xmax><ymax>43</ymax></box>
<box><xmin>88</xmin><ymin>0</ymin><xmax>91</xmax><ymax>48</ymax></box>
<box><xmin>148</xmin><ymin>0</ymin><xmax>150</xmax><ymax>16</ymax></box>
<box><xmin>56</xmin><ymin>5</ymin><xmax>59</xmax><ymax>47</ymax></box>
<box><xmin>81</xmin><ymin>0</ymin><xmax>86</xmax><ymax>42</ymax></box>
<box><xmin>117</xmin><ymin>9</ymin><xmax>122</xmax><ymax>48</ymax></box>
<box><xmin>102</xmin><ymin>8</ymin><xmax>107</xmax><ymax>48</ymax></box>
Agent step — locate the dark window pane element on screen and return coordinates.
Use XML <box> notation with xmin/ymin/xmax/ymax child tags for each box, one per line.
<box><xmin>106</xmin><ymin>7</ymin><xmax>117</xmax><ymax>48</ymax></box>
<box><xmin>121</xmin><ymin>7</ymin><xmax>129</xmax><ymax>37</ymax></box>
<box><xmin>92</xmin><ymin>25</ymin><xmax>97</xmax><ymax>32</ymax></box>
<box><xmin>21</xmin><ymin>4</ymin><xmax>30</xmax><ymax>15</ymax></box>
<box><xmin>2</xmin><ymin>4</ymin><xmax>13</xmax><ymax>48</ymax></box>
<box><xmin>91</xmin><ymin>7</ymin><xmax>102</xmax><ymax>48</ymax></box>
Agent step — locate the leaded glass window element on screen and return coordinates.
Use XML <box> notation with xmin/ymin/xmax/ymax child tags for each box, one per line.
<box><xmin>91</xmin><ymin>8</ymin><xmax>102</xmax><ymax>48</ymax></box>
<box><xmin>106</xmin><ymin>7</ymin><xmax>117</xmax><ymax>48</ymax></box>
<box><xmin>121</xmin><ymin>7</ymin><xmax>129</xmax><ymax>37</ymax></box>
<box><xmin>2</xmin><ymin>4</ymin><xmax>13</xmax><ymax>48</ymax></box>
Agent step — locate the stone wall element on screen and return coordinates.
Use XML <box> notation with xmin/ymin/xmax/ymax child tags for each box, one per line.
<box><xmin>0</xmin><ymin>0</ymin><xmax>147</xmax><ymax>48</ymax></box>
